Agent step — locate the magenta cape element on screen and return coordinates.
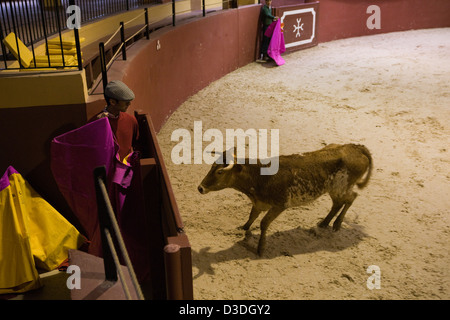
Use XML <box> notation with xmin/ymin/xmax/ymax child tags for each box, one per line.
<box><xmin>265</xmin><ymin>19</ymin><xmax>286</xmax><ymax>66</ymax></box>
<box><xmin>50</xmin><ymin>117</ymin><xmax>150</xmax><ymax>282</ymax></box>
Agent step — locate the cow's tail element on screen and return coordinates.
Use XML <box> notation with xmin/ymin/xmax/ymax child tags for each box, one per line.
<box><xmin>356</xmin><ymin>144</ymin><xmax>373</xmax><ymax>189</ymax></box>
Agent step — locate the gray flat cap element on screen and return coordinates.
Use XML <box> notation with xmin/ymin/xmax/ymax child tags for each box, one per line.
<box><xmin>104</xmin><ymin>80</ymin><xmax>135</xmax><ymax>101</ymax></box>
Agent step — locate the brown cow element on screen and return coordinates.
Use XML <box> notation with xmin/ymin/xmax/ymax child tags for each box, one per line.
<box><xmin>198</xmin><ymin>143</ymin><xmax>373</xmax><ymax>256</ymax></box>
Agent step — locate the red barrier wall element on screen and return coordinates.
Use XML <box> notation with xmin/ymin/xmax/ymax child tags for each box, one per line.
<box><xmin>312</xmin><ymin>0</ymin><xmax>450</xmax><ymax>42</ymax></box>
<box><xmin>97</xmin><ymin>1</ymin><xmax>450</xmax><ymax>131</ymax></box>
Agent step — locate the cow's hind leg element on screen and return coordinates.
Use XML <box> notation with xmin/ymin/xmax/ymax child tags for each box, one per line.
<box><xmin>333</xmin><ymin>191</ymin><xmax>358</xmax><ymax>231</ymax></box>
<box><xmin>257</xmin><ymin>207</ymin><xmax>285</xmax><ymax>256</ymax></box>
<box><xmin>318</xmin><ymin>199</ymin><xmax>344</xmax><ymax>228</ymax></box>
<box><xmin>242</xmin><ymin>206</ymin><xmax>262</xmax><ymax>230</ymax></box>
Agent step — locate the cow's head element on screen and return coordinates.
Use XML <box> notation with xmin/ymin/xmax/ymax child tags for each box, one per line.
<box><xmin>198</xmin><ymin>149</ymin><xmax>240</xmax><ymax>194</ymax></box>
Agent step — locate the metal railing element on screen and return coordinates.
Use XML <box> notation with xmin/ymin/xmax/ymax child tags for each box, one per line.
<box><xmin>0</xmin><ymin>0</ymin><xmax>157</xmax><ymax>48</ymax></box>
<box><xmin>0</xmin><ymin>0</ymin><xmax>156</xmax><ymax>70</ymax></box>
<box><xmin>1</xmin><ymin>0</ymin><xmax>81</xmax><ymax>70</ymax></box>
<box><xmin>93</xmin><ymin>165</ymin><xmax>145</xmax><ymax>300</ymax></box>
<box><xmin>96</xmin><ymin>0</ymin><xmax>237</xmax><ymax>93</ymax></box>
<box><xmin>95</xmin><ymin>7</ymin><xmax>149</xmax><ymax>92</ymax></box>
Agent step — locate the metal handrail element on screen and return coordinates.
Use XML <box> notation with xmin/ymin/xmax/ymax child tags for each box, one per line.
<box><xmin>96</xmin><ymin>0</ymin><xmax>236</xmax><ymax>93</ymax></box>
<box><xmin>97</xmin><ymin>7</ymin><xmax>149</xmax><ymax>92</ymax></box>
<box><xmin>0</xmin><ymin>0</ymin><xmax>158</xmax><ymax>71</ymax></box>
<box><xmin>94</xmin><ymin>166</ymin><xmax>145</xmax><ymax>300</ymax></box>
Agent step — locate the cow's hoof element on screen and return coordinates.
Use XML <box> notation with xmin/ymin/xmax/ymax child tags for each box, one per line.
<box><xmin>318</xmin><ymin>220</ymin><xmax>329</xmax><ymax>228</ymax></box>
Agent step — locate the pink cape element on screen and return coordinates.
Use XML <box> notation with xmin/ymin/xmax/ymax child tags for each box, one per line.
<box><xmin>265</xmin><ymin>19</ymin><xmax>286</xmax><ymax>66</ymax></box>
<box><xmin>50</xmin><ymin>117</ymin><xmax>150</xmax><ymax>282</ymax></box>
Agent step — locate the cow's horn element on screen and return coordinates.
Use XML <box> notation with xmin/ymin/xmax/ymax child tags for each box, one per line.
<box><xmin>222</xmin><ymin>153</ymin><xmax>236</xmax><ymax>171</ymax></box>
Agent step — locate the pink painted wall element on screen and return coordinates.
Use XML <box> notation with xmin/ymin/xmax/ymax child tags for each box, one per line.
<box><xmin>312</xmin><ymin>0</ymin><xmax>450</xmax><ymax>42</ymax></box>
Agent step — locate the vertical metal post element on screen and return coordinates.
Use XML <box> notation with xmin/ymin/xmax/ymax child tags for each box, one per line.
<box><xmin>94</xmin><ymin>167</ymin><xmax>118</xmax><ymax>282</ymax></box>
<box><xmin>202</xmin><ymin>0</ymin><xmax>205</xmax><ymax>17</ymax></box>
<box><xmin>99</xmin><ymin>41</ymin><xmax>108</xmax><ymax>91</ymax></box>
<box><xmin>38</xmin><ymin>0</ymin><xmax>51</xmax><ymax>67</ymax></box>
<box><xmin>145</xmin><ymin>8</ymin><xmax>149</xmax><ymax>40</ymax></box>
<box><xmin>70</xmin><ymin>0</ymin><xmax>83</xmax><ymax>70</ymax></box>
<box><xmin>54</xmin><ymin>0</ymin><xmax>65</xmax><ymax>68</ymax></box>
<box><xmin>9</xmin><ymin>2</ymin><xmax>23</xmax><ymax>68</ymax></box>
<box><xmin>120</xmin><ymin>21</ymin><xmax>126</xmax><ymax>60</ymax></box>
<box><xmin>172</xmin><ymin>0</ymin><xmax>175</xmax><ymax>26</ymax></box>
<box><xmin>0</xmin><ymin>8</ymin><xmax>8</xmax><ymax>69</ymax></box>
<box><xmin>23</xmin><ymin>1</ymin><xmax>36</xmax><ymax>66</ymax></box>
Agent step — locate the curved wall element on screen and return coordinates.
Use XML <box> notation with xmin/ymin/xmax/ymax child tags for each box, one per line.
<box><xmin>96</xmin><ymin>0</ymin><xmax>450</xmax><ymax>131</ymax></box>
<box><xmin>314</xmin><ymin>0</ymin><xmax>450</xmax><ymax>42</ymax></box>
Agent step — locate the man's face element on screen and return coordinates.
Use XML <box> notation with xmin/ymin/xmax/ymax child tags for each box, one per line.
<box><xmin>116</xmin><ymin>100</ymin><xmax>131</xmax><ymax>112</ymax></box>
<box><xmin>110</xmin><ymin>99</ymin><xmax>131</xmax><ymax>112</ymax></box>
<box><xmin>266</xmin><ymin>0</ymin><xmax>272</xmax><ymax>6</ymax></box>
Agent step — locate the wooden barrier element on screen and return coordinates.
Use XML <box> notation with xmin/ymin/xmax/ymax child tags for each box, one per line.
<box><xmin>135</xmin><ymin>112</ymin><xmax>194</xmax><ymax>300</ymax></box>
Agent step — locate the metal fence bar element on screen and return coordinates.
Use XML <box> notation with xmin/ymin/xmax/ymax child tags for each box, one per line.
<box><xmin>172</xmin><ymin>0</ymin><xmax>175</xmax><ymax>26</ymax></box>
<box><xmin>144</xmin><ymin>8</ymin><xmax>149</xmax><ymax>40</ymax></box>
<box><xmin>23</xmin><ymin>1</ymin><xmax>36</xmax><ymax>67</ymax></box>
<box><xmin>99</xmin><ymin>41</ymin><xmax>108</xmax><ymax>90</ymax></box>
<box><xmin>71</xmin><ymin>0</ymin><xmax>83</xmax><ymax>70</ymax></box>
<box><xmin>0</xmin><ymin>15</ymin><xmax>7</xmax><ymax>69</ymax></box>
<box><xmin>120</xmin><ymin>21</ymin><xmax>127</xmax><ymax>60</ymax></box>
<box><xmin>94</xmin><ymin>166</ymin><xmax>145</xmax><ymax>300</ymax></box>
<box><xmin>104</xmin><ymin>228</ymin><xmax>132</xmax><ymax>300</ymax></box>
<box><xmin>38</xmin><ymin>0</ymin><xmax>51</xmax><ymax>67</ymax></box>
<box><xmin>9</xmin><ymin>3</ymin><xmax>24</xmax><ymax>68</ymax></box>
<box><xmin>54</xmin><ymin>0</ymin><xmax>65</xmax><ymax>68</ymax></box>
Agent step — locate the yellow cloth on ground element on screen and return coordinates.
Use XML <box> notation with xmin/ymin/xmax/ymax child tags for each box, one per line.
<box><xmin>2</xmin><ymin>32</ymin><xmax>82</xmax><ymax>68</ymax></box>
<box><xmin>2</xmin><ymin>32</ymin><xmax>34</xmax><ymax>68</ymax></box>
<box><xmin>47</xmin><ymin>36</ymin><xmax>85</xmax><ymax>47</ymax></box>
<box><xmin>0</xmin><ymin>167</ymin><xmax>85</xmax><ymax>294</ymax></box>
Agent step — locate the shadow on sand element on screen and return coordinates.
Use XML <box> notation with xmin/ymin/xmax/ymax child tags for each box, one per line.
<box><xmin>191</xmin><ymin>223</ymin><xmax>368</xmax><ymax>280</ymax></box>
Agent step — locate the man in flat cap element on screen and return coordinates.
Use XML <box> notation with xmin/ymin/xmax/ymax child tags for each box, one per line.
<box><xmin>91</xmin><ymin>80</ymin><xmax>139</xmax><ymax>162</ymax></box>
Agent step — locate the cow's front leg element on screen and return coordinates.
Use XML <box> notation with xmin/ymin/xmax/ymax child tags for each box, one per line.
<box><xmin>257</xmin><ymin>207</ymin><xmax>285</xmax><ymax>256</ymax></box>
<box><xmin>242</xmin><ymin>206</ymin><xmax>262</xmax><ymax>230</ymax></box>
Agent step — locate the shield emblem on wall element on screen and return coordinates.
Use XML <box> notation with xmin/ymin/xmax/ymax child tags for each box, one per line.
<box><xmin>276</xmin><ymin>2</ymin><xmax>319</xmax><ymax>53</ymax></box>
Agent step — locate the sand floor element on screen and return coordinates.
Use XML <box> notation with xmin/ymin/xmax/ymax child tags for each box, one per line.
<box><xmin>157</xmin><ymin>28</ymin><xmax>450</xmax><ymax>300</ymax></box>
